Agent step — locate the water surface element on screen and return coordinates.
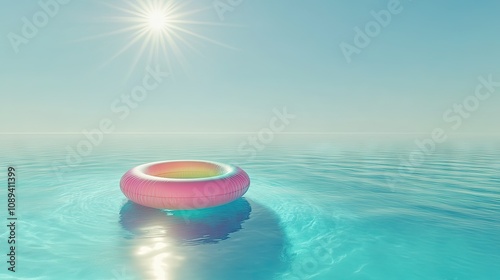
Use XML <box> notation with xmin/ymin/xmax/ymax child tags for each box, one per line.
<box><xmin>0</xmin><ymin>135</ymin><xmax>499</xmax><ymax>279</ymax></box>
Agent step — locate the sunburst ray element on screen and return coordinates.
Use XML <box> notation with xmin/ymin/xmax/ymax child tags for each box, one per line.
<box><xmin>84</xmin><ymin>0</ymin><xmax>240</xmax><ymax>76</ymax></box>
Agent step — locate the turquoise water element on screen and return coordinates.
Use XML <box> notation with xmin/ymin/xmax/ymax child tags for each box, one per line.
<box><xmin>1</xmin><ymin>136</ymin><xmax>499</xmax><ymax>279</ymax></box>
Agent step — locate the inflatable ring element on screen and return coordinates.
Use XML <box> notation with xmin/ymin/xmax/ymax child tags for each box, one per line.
<box><xmin>120</xmin><ymin>160</ymin><xmax>250</xmax><ymax>210</ymax></box>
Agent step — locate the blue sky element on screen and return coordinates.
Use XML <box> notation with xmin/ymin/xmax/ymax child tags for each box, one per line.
<box><xmin>1</xmin><ymin>0</ymin><xmax>500</xmax><ymax>135</ymax></box>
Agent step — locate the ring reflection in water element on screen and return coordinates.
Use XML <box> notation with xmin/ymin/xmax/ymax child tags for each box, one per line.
<box><xmin>119</xmin><ymin>198</ymin><xmax>288</xmax><ymax>279</ymax></box>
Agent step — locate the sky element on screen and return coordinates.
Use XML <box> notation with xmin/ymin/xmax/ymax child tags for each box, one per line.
<box><xmin>1</xmin><ymin>0</ymin><xmax>500</xmax><ymax>135</ymax></box>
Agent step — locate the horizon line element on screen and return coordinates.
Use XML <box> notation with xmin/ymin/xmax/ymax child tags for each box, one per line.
<box><xmin>1</xmin><ymin>132</ymin><xmax>499</xmax><ymax>135</ymax></box>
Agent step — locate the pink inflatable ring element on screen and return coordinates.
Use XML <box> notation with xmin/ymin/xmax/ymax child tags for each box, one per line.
<box><xmin>120</xmin><ymin>160</ymin><xmax>250</xmax><ymax>210</ymax></box>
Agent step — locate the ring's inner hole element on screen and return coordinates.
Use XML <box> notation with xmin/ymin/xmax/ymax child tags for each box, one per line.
<box><xmin>146</xmin><ymin>161</ymin><xmax>227</xmax><ymax>179</ymax></box>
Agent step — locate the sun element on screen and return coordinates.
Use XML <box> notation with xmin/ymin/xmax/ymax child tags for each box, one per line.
<box><xmin>147</xmin><ymin>10</ymin><xmax>168</xmax><ymax>31</ymax></box>
<box><xmin>94</xmin><ymin>0</ymin><xmax>235</xmax><ymax>75</ymax></box>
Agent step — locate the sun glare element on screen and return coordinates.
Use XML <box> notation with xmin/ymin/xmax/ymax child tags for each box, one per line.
<box><xmin>147</xmin><ymin>10</ymin><xmax>168</xmax><ymax>31</ymax></box>
<box><xmin>96</xmin><ymin>0</ymin><xmax>236</xmax><ymax>75</ymax></box>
